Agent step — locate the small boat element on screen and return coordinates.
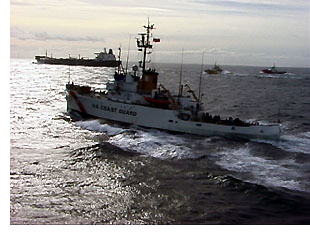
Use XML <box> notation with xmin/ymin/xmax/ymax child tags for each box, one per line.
<box><xmin>261</xmin><ymin>65</ymin><xmax>287</xmax><ymax>74</ymax></box>
<box><xmin>66</xmin><ymin>20</ymin><xmax>282</xmax><ymax>140</ymax></box>
<box><xmin>144</xmin><ymin>96</ymin><xmax>170</xmax><ymax>106</ymax></box>
<box><xmin>35</xmin><ymin>48</ymin><xmax>121</xmax><ymax>67</ymax></box>
<box><xmin>205</xmin><ymin>63</ymin><xmax>223</xmax><ymax>74</ymax></box>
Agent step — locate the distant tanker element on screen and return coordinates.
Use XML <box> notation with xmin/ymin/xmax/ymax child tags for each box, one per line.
<box><xmin>35</xmin><ymin>48</ymin><xmax>121</xmax><ymax>67</ymax></box>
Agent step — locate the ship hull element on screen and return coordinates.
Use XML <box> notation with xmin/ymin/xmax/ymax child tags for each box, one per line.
<box><xmin>35</xmin><ymin>57</ymin><xmax>120</xmax><ymax>67</ymax></box>
<box><xmin>205</xmin><ymin>70</ymin><xmax>221</xmax><ymax>75</ymax></box>
<box><xmin>261</xmin><ymin>69</ymin><xmax>286</xmax><ymax>74</ymax></box>
<box><xmin>66</xmin><ymin>88</ymin><xmax>281</xmax><ymax>140</ymax></box>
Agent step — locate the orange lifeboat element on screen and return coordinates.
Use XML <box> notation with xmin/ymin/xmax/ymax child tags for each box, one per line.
<box><xmin>144</xmin><ymin>96</ymin><xmax>170</xmax><ymax>105</ymax></box>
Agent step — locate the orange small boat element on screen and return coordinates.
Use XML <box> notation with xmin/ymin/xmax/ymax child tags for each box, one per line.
<box><xmin>144</xmin><ymin>96</ymin><xmax>170</xmax><ymax>105</ymax></box>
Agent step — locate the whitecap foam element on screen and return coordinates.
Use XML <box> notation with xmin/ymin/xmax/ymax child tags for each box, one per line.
<box><xmin>257</xmin><ymin>73</ymin><xmax>301</xmax><ymax>79</ymax></box>
<box><xmin>76</xmin><ymin>119</ymin><xmax>126</xmax><ymax>136</ymax></box>
<box><xmin>278</xmin><ymin>132</ymin><xmax>310</xmax><ymax>154</ymax></box>
<box><xmin>108</xmin><ymin>129</ymin><xmax>194</xmax><ymax>159</ymax></box>
<box><xmin>215</xmin><ymin>145</ymin><xmax>308</xmax><ymax>192</ymax></box>
<box><xmin>221</xmin><ymin>70</ymin><xmax>233</xmax><ymax>75</ymax></box>
<box><xmin>253</xmin><ymin>131</ymin><xmax>310</xmax><ymax>155</ymax></box>
<box><xmin>233</xmin><ymin>73</ymin><xmax>248</xmax><ymax>77</ymax></box>
<box><xmin>75</xmin><ymin>121</ymin><xmax>196</xmax><ymax>159</ymax></box>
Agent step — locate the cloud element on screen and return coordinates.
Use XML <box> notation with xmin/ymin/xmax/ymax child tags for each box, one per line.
<box><xmin>11</xmin><ymin>0</ymin><xmax>33</xmax><ymax>6</ymax></box>
<box><xmin>196</xmin><ymin>0</ymin><xmax>303</xmax><ymax>9</ymax></box>
<box><xmin>130</xmin><ymin>6</ymin><xmax>173</xmax><ymax>12</ymax></box>
<box><xmin>194</xmin><ymin>0</ymin><xmax>308</xmax><ymax>15</ymax></box>
<box><xmin>70</xmin><ymin>0</ymin><xmax>179</xmax><ymax>13</ymax></box>
<box><xmin>10</xmin><ymin>0</ymin><xmax>77</xmax><ymax>7</ymax></box>
<box><xmin>33</xmin><ymin>32</ymin><xmax>105</xmax><ymax>42</ymax></box>
<box><xmin>11</xmin><ymin>27</ymin><xmax>105</xmax><ymax>42</ymax></box>
<box><xmin>155</xmin><ymin>48</ymin><xmax>245</xmax><ymax>57</ymax></box>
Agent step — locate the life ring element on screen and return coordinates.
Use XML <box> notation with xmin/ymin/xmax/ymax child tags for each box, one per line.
<box><xmin>180</xmin><ymin>113</ymin><xmax>190</xmax><ymax>121</ymax></box>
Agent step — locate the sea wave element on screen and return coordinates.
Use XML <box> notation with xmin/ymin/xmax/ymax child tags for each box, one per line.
<box><xmin>75</xmin><ymin>119</ymin><xmax>126</xmax><ymax>136</ymax></box>
<box><xmin>214</xmin><ymin>145</ymin><xmax>309</xmax><ymax>192</ymax></box>
<box><xmin>256</xmin><ymin>73</ymin><xmax>302</xmax><ymax>79</ymax></box>
<box><xmin>253</xmin><ymin>131</ymin><xmax>310</xmax><ymax>155</ymax></box>
<box><xmin>109</xmin><ymin>129</ymin><xmax>194</xmax><ymax>160</ymax></box>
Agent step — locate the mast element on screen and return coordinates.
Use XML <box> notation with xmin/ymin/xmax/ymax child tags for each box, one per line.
<box><xmin>125</xmin><ymin>34</ymin><xmax>131</xmax><ymax>74</ymax></box>
<box><xmin>178</xmin><ymin>48</ymin><xmax>184</xmax><ymax>101</ymax></box>
<box><xmin>117</xmin><ymin>47</ymin><xmax>121</xmax><ymax>74</ymax></box>
<box><xmin>198</xmin><ymin>52</ymin><xmax>205</xmax><ymax>103</ymax></box>
<box><xmin>137</xmin><ymin>18</ymin><xmax>155</xmax><ymax>76</ymax></box>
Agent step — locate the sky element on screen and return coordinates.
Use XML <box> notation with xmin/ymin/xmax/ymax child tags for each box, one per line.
<box><xmin>10</xmin><ymin>0</ymin><xmax>310</xmax><ymax>67</ymax></box>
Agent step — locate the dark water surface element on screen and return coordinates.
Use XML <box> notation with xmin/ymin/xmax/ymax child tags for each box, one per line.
<box><xmin>10</xmin><ymin>59</ymin><xmax>310</xmax><ymax>224</ymax></box>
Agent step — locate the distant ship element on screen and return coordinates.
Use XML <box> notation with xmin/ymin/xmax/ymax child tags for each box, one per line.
<box><xmin>65</xmin><ymin>20</ymin><xmax>282</xmax><ymax>140</ymax></box>
<box><xmin>35</xmin><ymin>48</ymin><xmax>121</xmax><ymax>67</ymax></box>
<box><xmin>260</xmin><ymin>65</ymin><xmax>287</xmax><ymax>74</ymax></box>
<box><xmin>205</xmin><ymin>63</ymin><xmax>223</xmax><ymax>74</ymax></box>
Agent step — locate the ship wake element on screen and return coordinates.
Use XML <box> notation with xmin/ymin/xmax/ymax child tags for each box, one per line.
<box><xmin>75</xmin><ymin>119</ymin><xmax>310</xmax><ymax>193</ymax></box>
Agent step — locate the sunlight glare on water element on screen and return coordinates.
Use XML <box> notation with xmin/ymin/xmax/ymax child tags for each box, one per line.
<box><xmin>10</xmin><ymin>59</ymin><xmax>310</xmax><ymax>224</ymax></box>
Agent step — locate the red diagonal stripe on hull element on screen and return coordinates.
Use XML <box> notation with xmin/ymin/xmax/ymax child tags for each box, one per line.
<box><xmin>69</xmin><ymin>90</ymin><xmax>87</xmax><ymax>114</ymax></box>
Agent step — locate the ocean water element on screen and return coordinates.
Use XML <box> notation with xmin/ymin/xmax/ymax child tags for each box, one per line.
<box><xmin>10</xmin><ymin>59</ymin><xmax>310</xmax><ymax>224</ymax></box>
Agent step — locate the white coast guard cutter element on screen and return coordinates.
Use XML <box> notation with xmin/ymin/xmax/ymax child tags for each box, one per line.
<box><xmin>66</xmin><ymin>20</ymin><xmax>282</xmax><ymax>139</ymax></box>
